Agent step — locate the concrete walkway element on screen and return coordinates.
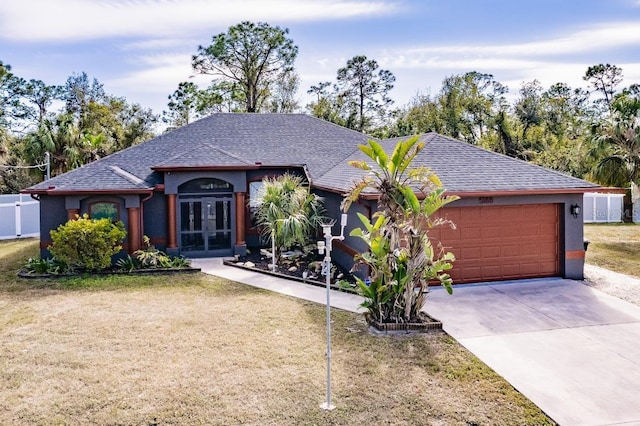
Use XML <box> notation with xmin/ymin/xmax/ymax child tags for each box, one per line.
<box><xmin>193</xmin><ymin>259</ymin><xmax>640</xmax><ymax>425</ymax></box>
<box><xmin>425</xmin><ymin>278</ymin><xmax>640</xmax><ymax>426</ymax></box>
<box><xmin>191</xmin><ymin>258</ymin><xmax>365</xmax><ymax>313</ymax></box>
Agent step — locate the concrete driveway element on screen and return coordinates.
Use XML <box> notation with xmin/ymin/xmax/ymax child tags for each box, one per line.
<box><xmin>424</xmin><ymin>278</ymin><xmax>640</xmax><ymax>426</ymax></box>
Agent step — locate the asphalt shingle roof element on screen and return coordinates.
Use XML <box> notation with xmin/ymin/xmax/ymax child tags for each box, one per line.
<box><xmin>314</xmin><ymin>133</ymin><xmax>599</xmax><ymax>193</ymax></box>
<box><xmin>26</xmin><ymin>114</ymin><xmax>599</xmax><ymax>194</ymax></box>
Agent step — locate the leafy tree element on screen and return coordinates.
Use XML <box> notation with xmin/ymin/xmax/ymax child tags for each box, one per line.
<box><xmin>334</xmin><ymin>55</ymin><xmax>396</xmax><ymax>132</ymax></box>
<box><xmin>388</xmin><ymin>91</ymin><xmax>443</xmax><ymax>137</ymax></box>
<box><xmin>491</xmin><ymin>110</ymin><xmax>518</xmax><ymax>156</ymax></box>
<box><xmin>117</xmin><ymin>102</ymin><xmax>157</xmax><ymax>149</ymax></box>
<box><xmin>203</xmin><ymin>81</ymin><xmax>246</xmax><ymax>113</ymax></box>
<box><xmin>163</xmin><ymin>81</ymin><xmax>208</xmax><ymax>128</ymax></box>
<box><xmin>542</xmin><ymin>82</ymin><xmax>591</xmax><ymax>140</ymax></box>
<box><xmin>391</xmin><ymin>72</ymin><xmax>506</xmax><ymax>145</ymax></box>
<box><xmin>306</xmin><ymin>81</ymin><xmax>349</xmax><ymax>127</ymax></box>
<box><xmin>584</xmin><ymin>64</ymin><xmax>623</xmax><ymax>110</ymax></box>
<box><xmin>0</xmin><ymin>61</ymin><xmax>30</xmax><ymax>131</ymax></box>
<box><xmin>438</xmin><ymin>72</ymin><xmax>506</xmax><ymax>144</ymax></box>
<box><xmin>343</xmin><ymin>137</ymin><xmax>459</xmax><ymax>323</ymax></box>
<box><xmin>162</xmin><ymin>81</ymin><xmax>233</xmax><ymax>128</ymax></box>
<box><xmin>254</xmin><ymin>173</ymin><xmax>325</xmax><ymax>263</ymax></box>
<box><xmin>62</xmin><ymin>72</ymin><xmax>106</xmax><ymax>123</ymax></box>
<box><xmin>267</xmin><ymin>70</ymin><xmax>300</xmax><ymax>113</ymax></box>
<box><xmin>0</xmin><ymin>66</ymin><xmax>157</xmax><ymax>191</ymax></box>
<box><xmin>515</xmin><ymin>80</ymin><xmax>544</xmax><ymax>141</ymax></box>
<box><xmin>192</xmin><ymin>21</ymin><xmax>298</xmax><ymax>113</ymax></box>
<box><xmin>23</xmin><ymin>79</ymin><xmax>61</xmax><ymax>125</ymax></box>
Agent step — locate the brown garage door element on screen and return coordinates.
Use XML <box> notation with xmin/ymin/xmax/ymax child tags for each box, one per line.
<box><xmin>429</xmin><ymin>204</ymin><xmax>560</xmax><ymax>284</ymax></box>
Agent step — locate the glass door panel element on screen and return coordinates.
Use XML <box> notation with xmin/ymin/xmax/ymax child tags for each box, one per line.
<box><xmin>179</xmin><ymin>197</ymin><xmax>233</xmax><ymax>255</ymax></box>
<box><xmin>204</xmin><ymin>198</ymin><xmax>232</xmax><ymax>252</ymax></box>
<box><xmin>180</xmin><ymin>201</ymin><xmax>204</xmax><ymax>252</ymax></box>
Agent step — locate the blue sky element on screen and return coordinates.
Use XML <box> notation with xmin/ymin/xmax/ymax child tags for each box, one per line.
<box><xmin>2</xmin><ymin>0</ymin><xmax>640</xmax><ymax>117</ymax></box>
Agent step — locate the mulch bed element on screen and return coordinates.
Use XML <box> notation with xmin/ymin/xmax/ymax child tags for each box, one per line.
<box><xmin>225</xmin><ymin>250</ymin><xmax>359</xmax><ymax>294</ymax></box>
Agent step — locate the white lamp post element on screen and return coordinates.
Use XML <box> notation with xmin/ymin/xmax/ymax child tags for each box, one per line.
<box><xmin>318</xmin><ymin>213</ymin><xmax>348</xmax><ymax>411</ymax></box>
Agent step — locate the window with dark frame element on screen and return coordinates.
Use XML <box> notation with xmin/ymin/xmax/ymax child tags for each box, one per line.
<box><xmin>248</xmin><ymin>181</ymin><xmax>264</xmax><ymax>228</ymax></box>
<box><xmin>89</xmin><ymin>202</ymin><xmax>119</xmax><ymax>222</ymax></box>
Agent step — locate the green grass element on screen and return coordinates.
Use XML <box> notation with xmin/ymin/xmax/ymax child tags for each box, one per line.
<box><xmin>584</xmin><ymin>223</ymin><xmax>640</xmax><ymax>278</ymax></box>
<box><xmin>0</xmin><ymin>239</ymin><xmax>554</xmax><ymax>425</ymax></box>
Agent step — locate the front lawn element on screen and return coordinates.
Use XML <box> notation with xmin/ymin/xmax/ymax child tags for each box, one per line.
<box><xmin>0</xmin><ymin>239</ymin><xmax>553</xmax><ymax>425</ymax></box>
<box><xmin>584</xmin><ymin>223</ymin><xmax>640</xmax><ymax>278</ymax></box>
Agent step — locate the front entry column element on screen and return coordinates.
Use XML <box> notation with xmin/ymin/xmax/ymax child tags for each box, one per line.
<box><xmin>127</xmin><ymin>207</ymin><xmax>141</xmax><ymax>253</ymax></box>
<box><xmin>167</xmin><ymin>194</ymin><xmax>177</xmax><ymax>249</ymax></box>
<box><xmin>234</xmin><ymin>192</ymin><xmax>247</xmax><ymax>256</ymax></box>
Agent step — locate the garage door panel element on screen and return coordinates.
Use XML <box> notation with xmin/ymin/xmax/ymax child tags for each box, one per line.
<box><xmin>439</xmin><ymin>228</ymin><xmax>460</xmax><ymax>240</ymax></box>
<box><xmin>482</xmin><ymin>226</ymin><xmax>502</xmax><ymax>238</ymax></box>
<box><xmin>521</xmin><ymin>224</ymin><xmax>542</xmax><ymax>237</ymax></box>
<box><xmin>461</xmin><ymin>247</ymin><xmax>483</xmax><ymax>260</ymax></box>
<box><xmin>502</xmin><ymin>225</ymin><xmax>523</xmax><ymax>238</ymax></box>
<box><xmin>461</xmin><ymin>227</ymin><xmax>482</xmax><ymax>239</ymax></box>
<box><xmin>482</xmin><ymin>245</ymin><xmax>501</xmax><ymax>258</ymax></box>
<box><xmin>461</xmin><ymin>208</ymin><xmax>483</xmax><ymax>221</ymax></box>
<box><xmin>432</xmin><ymin>204</ymin><xmax>560</xmax><ymax>284</ymax></box>
<box><xmin>502</xmin><ymin>264</ymin><xmax>522</xmax><ymax>276</ymax></box>
<box><xmin>540</xmin><ymin>223</ymin><xmax>559</xmax><ymax>236</ymax></box>
<box><xmin>501</xmin><ymin>244</ymin><xmax>521</xmax><ymax>256</ymax></box>
<box><xmin>482</xmin><ymin>265</ymin><xmax>502</xmax><ymax>277</ymax></box>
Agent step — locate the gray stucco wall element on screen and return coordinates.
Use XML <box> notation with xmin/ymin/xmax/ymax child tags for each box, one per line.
<box><xmin>314</xmin><ymin>189</ymin><xmax>374</xmax><ymax>279</ymax></box>
<box><xmin>142</xmin><ymin>193</ymin><xmax>167</xmax><ymax>250</ymax></box>
<box><xmin>38</xmin><ymin>195</ymin><xmax>68</xmax><ymax>258</ymax></box>
<box><xmin>164</xmin><ymin>171</ymin><xmax>247</xmax><ymax>194</ymax></box>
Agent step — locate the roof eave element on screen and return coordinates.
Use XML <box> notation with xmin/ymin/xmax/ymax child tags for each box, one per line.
<box><xmin>311</xmin><ymin>186</ymin><xmax>617</xmax><ymax>200</ymax></box>
<box><xmin>151</xmin><ymin>165</ymin><xmax>260</xmax><ymax>172</ymax></box>
<box><xmin>21</xmin><ymin>188</ymin><xmax>154</xmax><ymax>196</ymax></box>
<box><xmin>446</xmin><ymin>187</ymin><xmax>619</xmax><ymax>197</ymax></box>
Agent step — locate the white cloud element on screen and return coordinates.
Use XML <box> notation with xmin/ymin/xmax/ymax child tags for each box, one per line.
<box><xmin>119</xmin><ymin>38</ymin><xmax>201</xmax><ymax>52</ymax></box>
<box><xmin>366</xmin><ymin>20</ymin><xmax>640</xmax><ymax>104</ymax></box>
<box><xmin>107</xmin><ymin>53</ymin><xmax>211</xmax><ymax>95</ymax></box>
<box><xmin>385</xmin><ymin>21</ymin><xmax>640</xmax><ymax>66</ymax></box>
<box><xmin>0</xmin><ymin>0</ymin><xmax>400</xmax><ymax>42</ymax></box>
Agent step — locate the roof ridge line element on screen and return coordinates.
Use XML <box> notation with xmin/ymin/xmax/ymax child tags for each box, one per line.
<box><xmin>108</xmin><ymin>165</ymin><xmax>146</xmax><ymax>187</ymax></box>
<box><xmin>204</xmin><ymin>143</ymin><xmax>255</xmax><ymax>165</ymax></box>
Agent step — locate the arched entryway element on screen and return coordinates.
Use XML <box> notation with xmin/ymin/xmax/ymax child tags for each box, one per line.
<box><xmin>177</xmin><ymin>178</ymin><xmax>234</xmax><ymax>256</ymax></box>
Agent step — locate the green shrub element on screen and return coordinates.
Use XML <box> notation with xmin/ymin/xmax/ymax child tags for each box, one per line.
<box><xmin>115</xmin><ymin>255</ymin><xmax>140</xmax><ymax>272</ymax></box>
<box><xmin>133</xmin><ymin>236</ymin><xmax>192</xmax><ymax>269</ymax></box>
<box><xmin>134</xmin><ymin>236</ymin><xmax>170</xmax><ymax>268</ymax></box>
<box><xmin>169</xmin><ymin>256</ymin><xmax>191</xmax><ymax>268</ymax></box>
<box><xmin>23</xmin><ymin>257</ymin><xmax>66</xmax><ymax>275</ymax></box>
<box><xmin>49</xmin><ymin>214</ymin><xmax>126</xmax><ymax>271</ymax></box>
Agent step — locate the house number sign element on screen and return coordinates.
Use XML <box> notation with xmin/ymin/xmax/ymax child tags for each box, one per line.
<box><xmin>479</xmin><ymin>197</ymin><xmax>494</xmax><ymax>204</ymax></box>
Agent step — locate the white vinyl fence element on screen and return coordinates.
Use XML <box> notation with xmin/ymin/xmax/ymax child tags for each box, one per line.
<box><xmin>583</xmin><ymin>193</ymin><xmax>625</xmax><ymax>223</ymax></box>
<box><xmin>0</xmin><ymin>194</ymin><xmax>40</xmax><ymax>240</ymax></box>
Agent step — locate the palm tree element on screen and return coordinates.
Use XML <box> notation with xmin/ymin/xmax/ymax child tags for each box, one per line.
<box><xmin>591</xmin><ymin>96</ymin><xmax>640</xmax><ymax>189</ymax></box>
<box><xmin>254</xmin><ymin>173</ymin><xmax>326</xmax><ymax>265</ymax></box>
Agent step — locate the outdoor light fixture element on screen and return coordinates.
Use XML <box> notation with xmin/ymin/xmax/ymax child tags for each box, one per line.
<box><xmin>571</xmin><ymin>204</ymin><xmax>581</xmax><ymax>219</ymax></box>
<box><xmin>317</xmin><ymin>213</ymin><xmax>348</xmax><ymax>411</ymax></box>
